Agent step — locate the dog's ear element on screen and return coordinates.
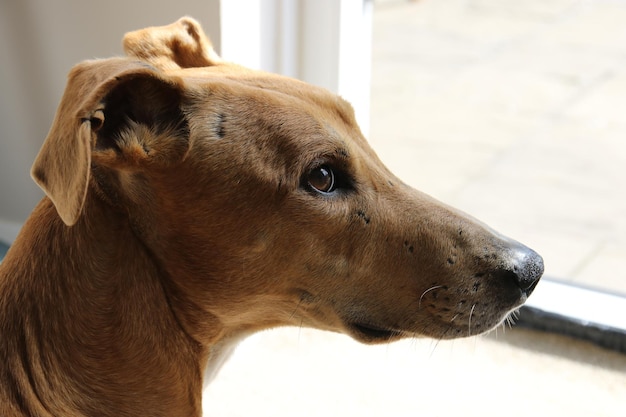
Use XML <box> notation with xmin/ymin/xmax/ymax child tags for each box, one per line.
<box><xmin>31</xmin><ymin>58</ymin><xmax>187</xmax><ymax>226</ymax></box>
<box><xmin>123</xmin><ymin>16</ymin><xmax>222</xmax><ymax>70</ymax></box>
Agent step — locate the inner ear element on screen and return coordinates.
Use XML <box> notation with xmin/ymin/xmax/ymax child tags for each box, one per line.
<box><xmin>96</xmin><ymin>75</ymin><xmax>189</xmax><ymax>160</ymax></box>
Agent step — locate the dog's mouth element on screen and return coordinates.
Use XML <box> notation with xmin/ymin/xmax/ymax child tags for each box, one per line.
<box><xmin>348</xmin><ymin>321</ymin><xmax>404</xmax><ymax>343</ymax></box>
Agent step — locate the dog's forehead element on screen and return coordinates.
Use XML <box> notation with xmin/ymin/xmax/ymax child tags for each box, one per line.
<box><xmin>177</xmin><ymin>65</ymin><xmax>357</xmax><ymax>125</ymax></box>
<box><xmin>178</xmin><ymin>65</ymin><xmax>366</xmax><ymax>153</ymax></box>
<box><xmin>169</xmin><ymin>65</ymin><xmax>389</xmax><ymax>190</ymax></box>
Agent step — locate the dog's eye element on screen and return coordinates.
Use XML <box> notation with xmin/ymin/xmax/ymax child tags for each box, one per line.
<box><xmin>307</xmin><ymin>165</ymin><xmax>336</xmax><ymax>193</ymax></box>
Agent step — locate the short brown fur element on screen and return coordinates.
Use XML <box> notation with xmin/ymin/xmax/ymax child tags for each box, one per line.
<box><xmin>0</xmin><ymin>17</ymin><xmax>543</xmax><ymax>416</ymax></box>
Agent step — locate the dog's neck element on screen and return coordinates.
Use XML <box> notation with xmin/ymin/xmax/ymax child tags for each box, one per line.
<box><xmin>0</xmin><ymin>196</ymin><xmax>213</xmax><ymax>417</ymax></box>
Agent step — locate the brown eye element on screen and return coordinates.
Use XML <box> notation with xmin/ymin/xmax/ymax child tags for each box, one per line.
<box><xmin>307</xmin><ymin>165</ymin><xmax>336</xmax><ymax>193</ymax></box>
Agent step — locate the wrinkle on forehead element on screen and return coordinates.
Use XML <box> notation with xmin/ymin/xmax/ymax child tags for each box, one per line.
<box><xmin>174</xmin><ymin>64</ymin><xmax>359</xmax><ymax>128</ymax></box>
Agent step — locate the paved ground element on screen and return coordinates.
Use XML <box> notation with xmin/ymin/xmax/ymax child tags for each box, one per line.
<box><xmin>370</xmin><ymin>0</ymin><xmax>626</xmax><ymax>295</ymax></box>
<box><xmin>202</xmin><ymin>1</ymin><xmax>626</xmax><ymax>416</ymax></box>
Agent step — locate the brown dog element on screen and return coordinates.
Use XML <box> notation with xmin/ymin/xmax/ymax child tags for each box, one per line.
<box><xmin>0</xmin><ymin>17</ymin><xmax>543</xmax><ymax>417</ymax></box>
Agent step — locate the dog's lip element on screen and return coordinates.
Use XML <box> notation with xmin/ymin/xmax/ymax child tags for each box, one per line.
<box><xmin>347</xmin><ymin>321</ymin><xmax>404</xmax><ymax>343</ymax></box>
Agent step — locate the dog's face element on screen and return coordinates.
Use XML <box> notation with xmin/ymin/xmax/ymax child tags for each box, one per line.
<box><xmin>146</xmin><ymin>70</ymin><xmax>542</xmax><ymax>344</ymax></box>
<box><xmin>31</xmin><ymin>18</ymin><xmax>543</xmax><ymax>346</ymax></box>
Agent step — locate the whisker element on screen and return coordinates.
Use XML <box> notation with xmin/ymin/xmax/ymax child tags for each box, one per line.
<box><xmin>297</xmin><ymin>318</ymin><xmax>304</xmax><ymax>345</ymax></box>
<box><xmin>429</xmin><ymin>332</ymin><xmax>445</xmax><ymax>358</ymax></box>
<box><xmin>468</xmin><ymin>304</ymin><xmax>476</xmax><ymax>337</ymax></box>
<box><xmin>419</xmin><ymin>285</ymin><xmax>444</xmax><ymax>308</ymax></box>
<box><xmin>289</xmin><ymin>298</ymin><xmax>304</xmax><ymax>320</ymax></box>
<box><xmin>506</xmin><ymin>314</ymin><xmax>516</xmax><ymax>329</ymax></box>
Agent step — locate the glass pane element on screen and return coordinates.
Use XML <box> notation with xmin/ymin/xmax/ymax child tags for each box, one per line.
<box><xmin>370</xmin><ymin>0</ymin><xmax>626</xmax><ymax>296</ymax></box>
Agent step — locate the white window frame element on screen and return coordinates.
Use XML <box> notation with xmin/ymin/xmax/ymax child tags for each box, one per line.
<box><xmin>218</xmin><ymin>0</ymin><xmax>373</xmax><ymax>134</ymax></box>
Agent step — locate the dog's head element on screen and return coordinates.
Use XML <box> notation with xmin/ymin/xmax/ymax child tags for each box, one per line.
<box><xmin>31</xmin><ymin>17</ymin><xmax>543</xmax><ymax>345</ymax></box>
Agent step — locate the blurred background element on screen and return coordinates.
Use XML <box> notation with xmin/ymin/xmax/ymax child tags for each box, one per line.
<box><xmin>1</xmin><ymin>0</ymin><xmax>625</xmax><ymax>415</ymax></box>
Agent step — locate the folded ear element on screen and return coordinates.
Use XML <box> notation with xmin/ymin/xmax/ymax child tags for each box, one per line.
<box><xmin>31</xmin><ymin>58</ymin><xmax>187</xmax><ymax>226</ymax></box>
<box><xmin>123</xmin><ymin>16</ymin><xmax>222</xmax><ymax>70</ymax></box>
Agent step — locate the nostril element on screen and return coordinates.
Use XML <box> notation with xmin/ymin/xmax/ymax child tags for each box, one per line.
<box><xmin>510</xmin><ymin>248</ymin><xmax>544</xmax><ymax>295</ymax></box>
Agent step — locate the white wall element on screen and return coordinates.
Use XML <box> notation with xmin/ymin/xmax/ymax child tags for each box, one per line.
<box><xmin>0</xmin><ymin>0</ymin><xmax>220</xmax><ymax>237</ymax></box>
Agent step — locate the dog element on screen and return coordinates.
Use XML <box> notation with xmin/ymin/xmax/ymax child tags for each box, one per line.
<box><xmin>0</xmin><ymin>17</ymin><xmax>543</xmax><ymax>417</ymax></box>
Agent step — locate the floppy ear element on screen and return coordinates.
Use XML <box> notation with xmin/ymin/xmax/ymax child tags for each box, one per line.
<box><xmin>31</xmin><ymin>58</ymin><xmax>187</xmax><ymax>226</ymax></box>
<box><xmin>123</xmin><ymin>16</ymin><xmax>222</xmax><ymax>70</ymax></box>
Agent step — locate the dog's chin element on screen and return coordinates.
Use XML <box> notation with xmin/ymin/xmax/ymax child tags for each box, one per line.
<box><xmin>344</xmin><ymin>306</ymin><xmax>521</xmax><ymax>344</ymax></box>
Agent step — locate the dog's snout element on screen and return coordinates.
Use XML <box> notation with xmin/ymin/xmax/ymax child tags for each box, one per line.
<box><xmin>506</xmin><ymin>245</ymin><xmax>544</xmax><ymax>295</ymax></box>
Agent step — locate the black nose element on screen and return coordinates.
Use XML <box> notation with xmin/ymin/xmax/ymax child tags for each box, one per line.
<box><xmin>508</xmin><ymin>246</ymin><xmax>544</xmax><ymax>295</ymax></box>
